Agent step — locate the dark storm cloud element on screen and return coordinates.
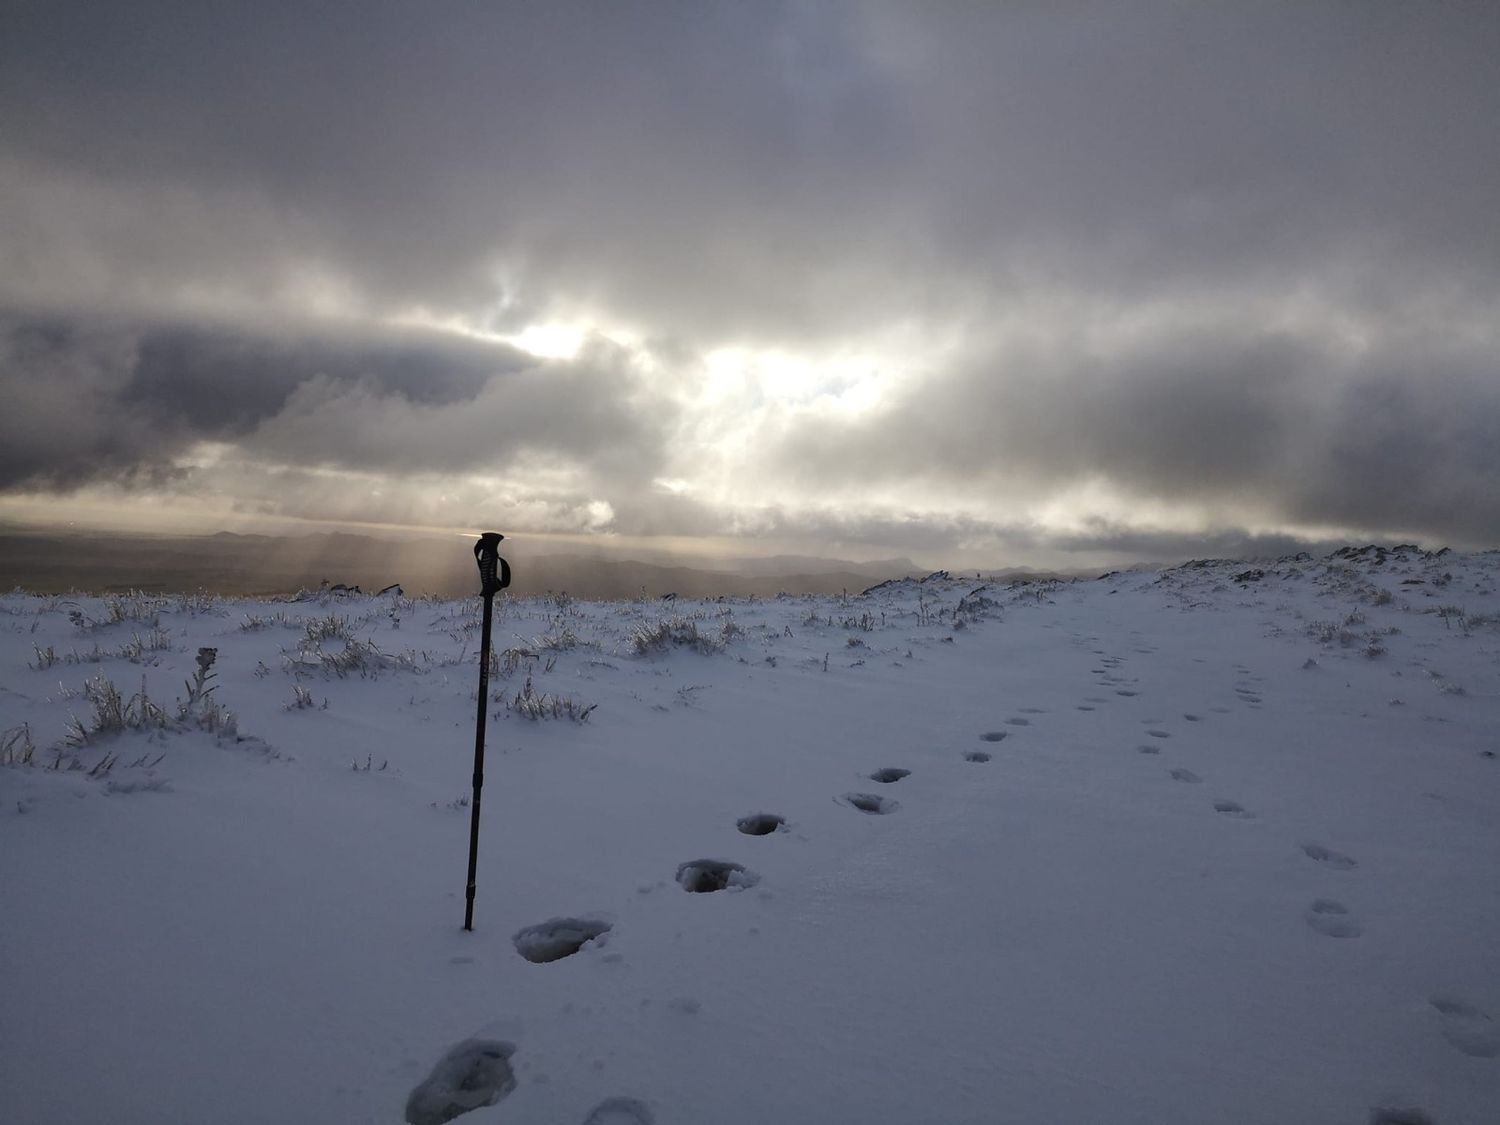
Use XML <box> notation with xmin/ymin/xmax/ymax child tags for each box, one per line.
<box><xmin>1297</xmin><ymin>363</ymin><xmax>1500</xmax><ymax>540</ymax></box>
<box><xmin>872</xmin><ymin>4</ymin><xmax>1500</xmax><ymax>291</ymax></box>
<box><xmin>127</xmin><ymin>320</ymin><xmax>514</xmax><ymax>427</ymax></box>
<box><xmin>0</xmin><ymin>312</ymin><xmax>665</xmax><ymax>491</ymax></box>
<box><xmin>241</xmin><ymin>333</ymin><xmax>670</xmax><ymax>484</ymax></box>
<box><xmin>6</xmin><ymin>3</ymin><xmax>1494</xmax><ymax>340</ymax></box>
<box><xmin>762</xmin><ymin>309</ymin><xmax>1500</xmax><ymax>546</ymax></box>
<box><xmin>775</xmin><ymin>326</ymin><xmax>1325</xmax><ymax>494</ymax></box>
<box><xmin>769</xmin><ymin>313</ymin><xmax>1500</xmax><ymax>545</ymax></box>
<box><xmin>0</xmin><ymin>0</ymin><xmax>908</xmax><ymax>336</ymax></box>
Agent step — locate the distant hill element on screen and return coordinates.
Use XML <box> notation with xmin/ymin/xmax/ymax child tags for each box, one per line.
<box><xmin>0</xmin><ymin>525</ymin><xmax>923</xmax><ymax>599</ymax></box>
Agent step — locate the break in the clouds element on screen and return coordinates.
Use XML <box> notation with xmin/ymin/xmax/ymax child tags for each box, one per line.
<box><xmin>2</xmin><ymin>2</ymin><xmax>1497</xmax><ymax>565</ymax></box>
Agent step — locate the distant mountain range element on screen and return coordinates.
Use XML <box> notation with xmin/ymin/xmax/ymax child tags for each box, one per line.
<box><xmin>0</xmin><ymin>525</ymin><xmax>931</xmax><ymax>598</ymax></box>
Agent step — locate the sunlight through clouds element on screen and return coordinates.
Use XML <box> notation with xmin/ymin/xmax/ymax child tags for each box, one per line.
<box><xmin>504</xmin><ymin>322</ymin><xmax>588</xmax><ymax>360</ymax></box>
<box><xmin>1</xmin><ymin>3</ymin><xmax>1497</xmax><ymax>566</ymax></box>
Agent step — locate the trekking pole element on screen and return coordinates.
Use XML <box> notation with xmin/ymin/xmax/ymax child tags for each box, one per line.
<box><xmin>464</xmin><ymin>532</ymin><xmax>511</xmax><ymax>931</ymax></box>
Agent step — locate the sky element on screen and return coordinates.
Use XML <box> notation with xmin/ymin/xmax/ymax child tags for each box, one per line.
<box><xmin>2</xmin><ymin>1</ymin><xmax>1498</xmax><ymax>569</ymax></box>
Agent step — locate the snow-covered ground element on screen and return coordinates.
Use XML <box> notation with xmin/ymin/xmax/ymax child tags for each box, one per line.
<box><xmin>3</xmin><ymin>546</ymin><xmax>1499</xmax><ymax>1125</ymax></box>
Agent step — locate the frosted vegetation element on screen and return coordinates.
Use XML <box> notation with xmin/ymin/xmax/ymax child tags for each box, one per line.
<box><xmin>2</xmin><ymin>545</ymin><xmax>1498</xmax><ymax>1123</ymax></box>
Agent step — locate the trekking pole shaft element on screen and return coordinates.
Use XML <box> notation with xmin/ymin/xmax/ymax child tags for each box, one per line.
<box><xmin>463</xmin><ymin>589</ymin><xmax>495</xmax><ymax>931</ymax></box>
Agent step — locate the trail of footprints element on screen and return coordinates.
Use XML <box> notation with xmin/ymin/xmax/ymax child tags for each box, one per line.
<box><xmin>416</xmin><ymin>648</ymin><xmax>1493</xmax><ymax>1122</ymax></box>
<box><xmin>418</xmin><ymin>724</ymin><xmax>931</xmax><ymax>1116</ymax></box>
<box><xmin>1101</xmin><ymin>639</ymin><xmax>1496</xmax><ymax>1097</ymax></box>
<box><xmin>1116</xmin><ymin>656</ymin><xmax>1499</xmax><ymax>1112</ymax></box>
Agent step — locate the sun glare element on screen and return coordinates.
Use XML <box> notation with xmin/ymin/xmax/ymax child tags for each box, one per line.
<box><xmin>504</xmin><ymin>323</ymin><xmax>587</xmax><ymax>360</ymax></box>
<box><xmin>387</xmin><ymin>311</ymin><xmax>591</xmax><ymax>361</ymax></box>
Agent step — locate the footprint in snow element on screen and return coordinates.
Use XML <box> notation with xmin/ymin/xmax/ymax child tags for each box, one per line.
<box><xmin>1304</xmin><ymin>899</ymin><xmax>1362</xmax><ymax>938</ymax></box>
<box><xmin>964</xmin><ymin>751</ymin><xmax>991</xmax><ymax>763</ymax></box>
<box><xmin>1076</xmin><ymin>705</ymin><xmax>1096</xmax><ymax>711</ymax></box>
<box><xmin>582</xmin><ymin>1097</ymin><xmax>655</xmax><ymax>1125</ymax></box>
<box><xmin>1018</xmin><ymin>707</ymin><xmax>1047</xmax><ymax>714</ymax></box>
<box><xmin>980</xmin><ymin>731</ymin><xmax>1008</xmax><ymax>742</ymax></box>
<box><xmin>1136</xmin><ymin>744</ymin><xmax>1161</xmax><ymax>755</ymax></box>
<box><xmin>1005</xmin><ymin>717</ymin><xmax>1031</xmax><ymax>726</ymax></box>
<box><xmin>1213</xmin><ymin>800</ymin><xmax>1254</xmax><ymax>818</ymax></box>
<box><xmin>406</xmin><ymin>1039</ymin><xmax>517</xmax><ymax>1125</ymax></box>
<box><xmin>513</xmin><ymin>918</ymin><xmax>612</xmax><ymax>964</ymax></box>
<box><xmin>676</xmin><ymin>859</ymin><xmax>759</xmax><ymax>893</ymax></box>
<box><xmin>1116</xmin><ymin>690</ymin><xmax>1139</xmax><ymax>697</ymax></box>
<box><xmin>1301</xmin><ymin>843</ymin><xmax>1358</xmax><ymax>870</ymax></box>
<box><xmin>867</xmin><ymin>768</ymin><xmax>910</xmax><ymax>783</ymax></box>
<box><xmin>1183</xmin><ymin>713</ymin><xmax>1202</xmax><ymax>722</ymax></box>
<box><xmin>839</xmin><ymin>792</ymin><xmax>900</xmax><ymax>815</ymax></box>
<box><xmin>1169</xmin><ymin>768</ymin><xmax>1202</xmax><ymax>783</ymax></box>
<box><xmin>736</xmin><ymin>812</ymin><xmax>786</xmax><ymax>836</ymax></box>
<box><xmin>1145</xmin><ymin>729</ymin><xmax>1172</xmax><ymax>739</ymax></box>
<box><xmin>1430</xmin><ymin>996</ymin><xmax>1500</xmax><ymax>1057</ymax></box>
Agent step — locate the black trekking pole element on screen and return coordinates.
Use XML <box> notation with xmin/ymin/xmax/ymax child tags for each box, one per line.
<box><xmin>464</xmin><ymin>532</ymin><xmax>511</xmax><ymax>931</ymax></box>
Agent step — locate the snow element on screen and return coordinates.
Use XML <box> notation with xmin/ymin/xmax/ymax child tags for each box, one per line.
<box><xmin>2</xmin><ymin>546</ymin><xmax>1498</xmax><ymax>1124</ymax></box>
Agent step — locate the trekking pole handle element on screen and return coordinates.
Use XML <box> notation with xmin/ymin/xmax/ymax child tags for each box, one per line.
<box><xmin>474</xmin><ymin>532</ymin><xmax>511</xmax><ymax>596</ymax></box>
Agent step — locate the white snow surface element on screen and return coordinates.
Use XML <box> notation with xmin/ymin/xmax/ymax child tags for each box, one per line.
<box><xmin>2</xmin><ymin>547</ymin><xmax>1498</xmax><ymax>1124</ymax></box>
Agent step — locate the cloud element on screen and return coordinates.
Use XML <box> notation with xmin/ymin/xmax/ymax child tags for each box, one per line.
<box><xmin>0</xmin><ymin>312</ymin><xmax>668</xmax><ymax>499</ymax></box>
<box><xmin>1</xmin><ymin>4</ymin><xmax>1498</xmax><ymax>561</ymax></box>
<box><xmin>759</xmin><ymin>297</ymin><xmax>1500</xmax><ymax>546</ymax></box>
<box><xmin>5</xmin><ymin>4</ymin><xmax>1495</xmax><ymax>342</ymax></box>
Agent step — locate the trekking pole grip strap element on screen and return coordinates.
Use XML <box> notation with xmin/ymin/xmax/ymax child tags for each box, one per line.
<box><xmin>474</xmin><ymin>532</ymin><xmax>510</xmax><ymax>596</ymax></box>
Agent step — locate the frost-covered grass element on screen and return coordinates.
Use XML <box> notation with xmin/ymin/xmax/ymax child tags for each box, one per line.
<box><xmin>2</xmin><ymin>546</ymin><xmax>1499</xmax><ymax>1124</ymax></box>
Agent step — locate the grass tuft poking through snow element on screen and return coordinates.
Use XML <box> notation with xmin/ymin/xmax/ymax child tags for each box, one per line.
<box><xmin>630</xmin><ymin>615</ymin><xmax>729</xmax><ymax>656</ymax></box>
<box><xmin>504</xmin><ymin>674</ymin><xmax>596</xmax><ymax>721</ymax></box>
